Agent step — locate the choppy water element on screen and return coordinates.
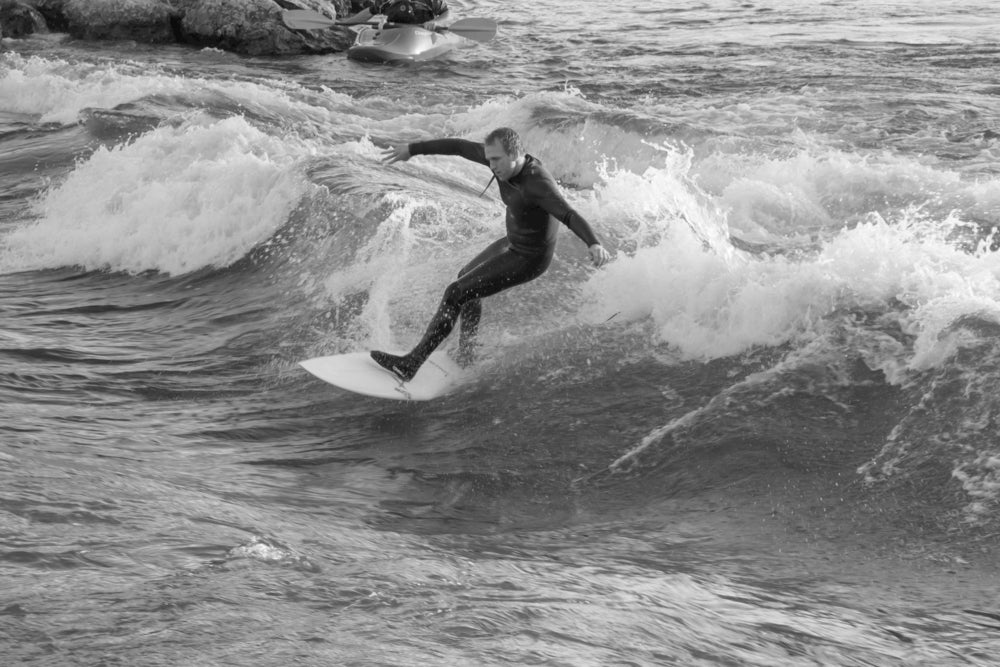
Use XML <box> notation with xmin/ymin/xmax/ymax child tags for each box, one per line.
<box><xmin>3</xmin><ymin>1</ymin><xmax>1000</xmax><ymax>664</ymax></box>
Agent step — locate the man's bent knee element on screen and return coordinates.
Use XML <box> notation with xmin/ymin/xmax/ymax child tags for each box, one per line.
<box><xmin>442</xmin><ymin>281</ymin><xmax>468</xmax><ymax>309</ymax></box>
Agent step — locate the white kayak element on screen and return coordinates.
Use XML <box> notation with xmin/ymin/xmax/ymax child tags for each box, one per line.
<box><xmin>282</xmin><ymin>11</ymin><xmax>497</xmax><ymax>64</ymax></box>
<box><xmin>347</xmin><ymin>24</ymin><xmax>464</xmax><ymax>63</ymax></box>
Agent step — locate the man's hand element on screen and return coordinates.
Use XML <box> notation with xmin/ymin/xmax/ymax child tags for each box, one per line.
<box><xmin>588</xmin><ymin>244</ymin><xmax>611</xmax><ymax>268</ymax></box>
<box><xmin>382</xmin><ymin>143</ymin><xmax>412</xmax><ymax>164</ymax></box>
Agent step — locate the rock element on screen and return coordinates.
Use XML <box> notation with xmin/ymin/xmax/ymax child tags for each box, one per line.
<box><xmin>176</xmin><ymin>0</ymin><xmax>353</xmax><ymax>55</ymax></box>
<box><xmin>0</xmin><ymin>0</ymin><xmax>48</xmax><ymax>38</ymax></box>
<box><xmin>63</xmin><ymin>0</ymin><xmax>175</xmax><ymax>43</ymax></box>
<box><xmin>9</xmin><ymin>0</ymin><xmax>355</xmax><ymax>55</ymax></box>
<box><xmin>22</xmin><ymin>0</ymin><xmax>67</xmax><ymax>32</ymax></box>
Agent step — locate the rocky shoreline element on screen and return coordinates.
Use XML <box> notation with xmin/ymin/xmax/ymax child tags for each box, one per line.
<box><xmin>0</xmin><ymin>0</ymin><xmax>376</xmax><ymax>55</ymax></box>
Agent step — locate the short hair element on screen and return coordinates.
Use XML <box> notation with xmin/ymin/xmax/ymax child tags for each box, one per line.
<box><xmin>484</xmin><ymin>127</ymin><xmax>524</xmax><ymax>157</ymax></box>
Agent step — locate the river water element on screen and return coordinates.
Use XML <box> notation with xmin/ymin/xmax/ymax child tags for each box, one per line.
<box><xmin>3</xmin><ymin>1</ymin><xmax>1000</xmax><ymax>664</ymax></box>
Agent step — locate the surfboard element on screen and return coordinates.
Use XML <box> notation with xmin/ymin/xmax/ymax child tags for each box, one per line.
<box><xmin>299</xmin><ymin>351</ymin><xmax>464</xmax><ymax>401</ymax></box>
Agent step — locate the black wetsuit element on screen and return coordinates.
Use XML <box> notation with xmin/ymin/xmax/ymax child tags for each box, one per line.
<box><xmin>372</xmin><ymin>138</ymin><xmax>601</xmax><ymax>380</ymax></box>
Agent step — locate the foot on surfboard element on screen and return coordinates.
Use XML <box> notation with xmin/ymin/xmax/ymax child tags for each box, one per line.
<box><xmin>370</xmin><ymin>350</ymin><xmax>421</xmax><ymax>382</ymax></box>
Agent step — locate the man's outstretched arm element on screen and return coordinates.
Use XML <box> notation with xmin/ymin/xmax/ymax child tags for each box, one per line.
<box><xmin>382</xmin><ymin>139</ymin><xmax>488</xmax><ymax>166</ymax></box>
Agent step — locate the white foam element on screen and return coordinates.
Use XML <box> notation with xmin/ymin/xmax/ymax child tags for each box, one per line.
<box><xmin>1</xmin><ymin>115</ymin><xmax>308</xmax><ymax>275</ymax></box>
<box><xmin>581</xmin><ymin>167</ymin><xmax>1000</xmax><ymax>369</ymax></box>
<box><xmin>1</xmin><ymin>52</ymin><xmax>188</xmax><ymax>125</ymax></box>
<box><xmin>954</xmin><ymin>454</ymin><xmax>1000</xmax><ymax>523</ymax></box>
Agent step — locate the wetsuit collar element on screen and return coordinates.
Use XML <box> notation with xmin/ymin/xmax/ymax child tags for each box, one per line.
<box><xmin>508</xmin><ymin>154</ymin><xmax>529</xmax><ymax>182</ymax></box>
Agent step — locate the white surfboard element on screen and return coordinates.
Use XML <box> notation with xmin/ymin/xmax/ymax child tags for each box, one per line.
<box><xmin>299</xmin><ymin>351</ymin><xmax>464</xmax><ymax>401</ymax></box>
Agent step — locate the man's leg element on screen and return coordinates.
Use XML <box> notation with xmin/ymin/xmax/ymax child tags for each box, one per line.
<box><xmin>456</xmin><ymin>300</ymin><xmax>480</xmax><ymax>367</ymax></box>
<box><xmin>455</xmin><ymin>238</ymin><xmax>508</xmax><ymax>366</ymax></box>
<box><xmin>372</xmin><ymin>242</ymin><xmax>550</xmax><ymax>381</ymax></box>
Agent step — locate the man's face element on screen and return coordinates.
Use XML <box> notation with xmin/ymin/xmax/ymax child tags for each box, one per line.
<box><xmin>484</xmin><ymin>141</ymin><xmax>520</xmax><ymax>181</ymax></box>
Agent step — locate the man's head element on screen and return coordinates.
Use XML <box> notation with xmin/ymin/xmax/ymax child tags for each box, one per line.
<box><xmin>484</xmin><ymin>127</ymin><xmax>525</xmax><ymax>181</ymax></box>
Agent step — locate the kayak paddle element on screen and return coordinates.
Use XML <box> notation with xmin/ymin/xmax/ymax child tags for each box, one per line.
<box><xmin>439</xmin><ymin>18</ymin><xmax>497</xmax><ymax>43</ymax></box>
<box><xmin>281</xmin><ymin>9</ymin><xmax>366</xmax><ymax>30</ymax></box>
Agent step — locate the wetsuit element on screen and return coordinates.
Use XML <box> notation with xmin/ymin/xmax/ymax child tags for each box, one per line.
<box><xmin>372</xmin><ymin>138</ymin><xmax>601</xmax><ymax>381</ymax></box>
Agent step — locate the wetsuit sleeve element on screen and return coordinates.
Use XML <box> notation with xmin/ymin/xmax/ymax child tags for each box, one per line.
<box><xmin>408</xmin><ymin>139</ymin><xmax>488</xmax><ymax>166</ymax></box>
<box><xmin>525</xmin><ymin>174</ymin><xmax>601</xmax><ymax>247</ymax></box>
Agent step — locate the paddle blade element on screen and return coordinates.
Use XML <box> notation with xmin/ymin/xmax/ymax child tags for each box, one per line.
<box><xmin>337</xmin><ymin>8</ymin><xmax>377</xmax><ymax>25</ymax></box>
<box><xmin>282</xmin><ymin>9</ymin><xmax>336</xmax><ymax>31</ymax></box>
<box><xmin>446</xmin><ymin>18</ymin><xmax>497</xmax><ymax>43</ymax></box>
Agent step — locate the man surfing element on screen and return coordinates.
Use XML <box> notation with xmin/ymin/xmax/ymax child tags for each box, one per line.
<box><xmin>371</xmin><ymin>127</ymin><xmax>612</xmax><ymax>382</ymax></box>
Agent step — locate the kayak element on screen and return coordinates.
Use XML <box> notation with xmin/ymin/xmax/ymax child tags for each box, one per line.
<box><xmin>347</xmin><ymin>25</ymin><xmax>464</xmax><ymax>63</ymax></box>
<box><xmin>282</xmin><ymin>10</ymin><xmax>497</xmax><ymax>63</ymax></box>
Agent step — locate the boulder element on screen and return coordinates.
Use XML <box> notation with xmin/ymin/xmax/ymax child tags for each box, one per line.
<box><xmin>177</xmin><ymin>0</ymin><xmax>353</xmax><ymax>55</ymax></box>
<box><xmin>22</xmin><ymin>0</ymin><xmax>67</xmax><ymax>31</ymax></box>
<box><xmin>0</xmin><ymin>0</ymin><xmax>48</xmax><ymax>38</ymax></box>
<box><xmin>9</xmin><ymin>0</ymin><xmax>355</xmax><ymax>55</ymax></box>
<box><xmin>63</xmin><ymin>0</ymin><xmax>175</xmax><ymax>43</ymax></box>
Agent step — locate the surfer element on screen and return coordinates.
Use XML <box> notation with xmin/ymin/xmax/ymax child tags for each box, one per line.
<box><xmin>371</xmin><ymin>127</ymin><xmax>612</xmax><ymax>381</ymax></box>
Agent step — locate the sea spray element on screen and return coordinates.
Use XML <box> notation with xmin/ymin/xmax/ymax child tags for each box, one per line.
<box><xmin>320</xmin><ymin>193</ymin><xmax>446</xmax><ymax>351</ymax></box>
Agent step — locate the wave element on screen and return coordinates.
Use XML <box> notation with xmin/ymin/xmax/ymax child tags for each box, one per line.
<box><xmin>291</xmin><ymin>143</ymin><xmax>1000</xmax><ymax>533</ymax></box>
<box><xmin>5</xmin><ymin>52</ymin><xmax>1000</xmax><ymax>532</ymax></box>
<box><xmin>568</xmin><ymin>154</ymin><xmax>1000</xmax><ymax>527</ymax></box>
<box><xmin>0</xmin><ymin>51</ymin><xmax>352</xmax><ymax>128</ymax></box>
<box><xmin>0</xmin><ymin>115</ymin><xmax>308</xmax><ymax>275</ymax></box>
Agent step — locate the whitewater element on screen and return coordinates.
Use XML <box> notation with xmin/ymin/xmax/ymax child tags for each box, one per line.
<box><xmin>2</xmin><ymin>0</ymin><xmax>1000</xmax><ymax>664</ymax></box>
